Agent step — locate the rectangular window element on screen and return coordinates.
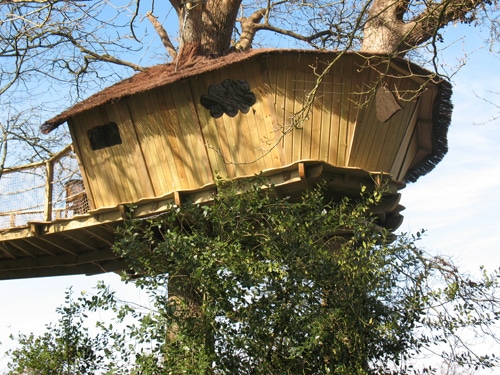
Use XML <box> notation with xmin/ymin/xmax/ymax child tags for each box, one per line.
<box><xmin>87</xmin><ymin>122</ymin><xmax>122</xmax><ymax>150</ymax></box>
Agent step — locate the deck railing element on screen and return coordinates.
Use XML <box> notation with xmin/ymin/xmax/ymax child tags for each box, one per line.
<box><xmin>0</xmin><ymin>145</ymin><xmax>90</xmax><ymax>230</ymax></box>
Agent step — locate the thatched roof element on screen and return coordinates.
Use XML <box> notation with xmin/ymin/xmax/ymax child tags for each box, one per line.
<box><xmin>42</xmin><ymin>49</ymin><xmax>273</xmax><ymax>133</ymax></box>
<box><xmin>41</xmin><ymin>49</ymin><xmax>452</xmax><ymax>183</ymax></box>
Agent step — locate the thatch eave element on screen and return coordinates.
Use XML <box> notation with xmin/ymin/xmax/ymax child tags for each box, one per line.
<box><xmin>41</xmin><ymin>49</ymin><xmax>271</xmax><ymax>133</ymax></box>
<box><xmin>404</xmin><ymin>80</ymin><xmax>452</xmax><ymax>182</ymax></box>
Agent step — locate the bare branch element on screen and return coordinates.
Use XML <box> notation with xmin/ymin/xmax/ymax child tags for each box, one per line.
<box><xmin>52</xmin><ymin>31</ymin><xmax>145</xmax><ymax>72</ymax></box>
<box><xmin>146</xmin><ymin>11</ymin><xmax>177</xmax><ymax>60</ymax></box>
<box><xmin>254</xmin><ymin>23</ymin><xmax>336</xmax><ymax>48</ymax></box>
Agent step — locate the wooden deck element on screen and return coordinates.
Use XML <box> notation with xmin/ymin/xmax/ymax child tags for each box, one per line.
<box><xmin>0</xmin><ymin>161</ymin><xmax>404</xmax><ymax>280</ymax></box>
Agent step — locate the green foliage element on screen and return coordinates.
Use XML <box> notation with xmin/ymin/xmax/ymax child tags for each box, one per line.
<box><xmin>113</xmin><ymin>178</ymin><xmax>499</xmax><ymax>374</ymax></box>
<box><xmin>6</xmin><ymin>178</ymin><xmax>500</xmax><ymax>374</ymax></box>
<box><xmin>7</xmin><ymin>287</ymin><xmax>120</xmax><ymax>375</ymax></box>
<box><xmin>114</xmin><ymin>180</ymin><xmax>394</xmax><ymax>372</ymax></box>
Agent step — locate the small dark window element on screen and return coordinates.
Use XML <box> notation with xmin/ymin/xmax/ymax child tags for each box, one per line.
<box><xmin>88</xmin><ymin>122</ymin><xmax>122</xmax><ymax>150</ymax></box>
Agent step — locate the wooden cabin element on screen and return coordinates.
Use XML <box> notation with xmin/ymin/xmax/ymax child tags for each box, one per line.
<box><xmin>42</xmin><ymin>49</ymin><xmax>451</xmax><ymax>210</ymax></box>
<box><xmin>0</xmin><ymin>49</ymin><xmax>451</xmax><ymax>280</ymax></box>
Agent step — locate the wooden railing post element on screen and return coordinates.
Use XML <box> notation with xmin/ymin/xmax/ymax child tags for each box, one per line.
<box><xmin>44</xmin><ymin>160</ymin><xmax>53</xmax><ymax>222</ymax></box>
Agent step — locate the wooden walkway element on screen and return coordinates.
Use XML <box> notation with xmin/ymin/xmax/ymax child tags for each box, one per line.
<box><xmin>0</xmin><ymin>159</ymin><xmax>404</xmax><ymax>280</ymax></box>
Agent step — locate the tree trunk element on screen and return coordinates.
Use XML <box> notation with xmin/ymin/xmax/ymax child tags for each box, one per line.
<box><xmin>176</xmin><ymin>3</ymin><xmax>204</xmax><ymax>62</ymax></box>
<box><xmin>361</xmin><ymin>0</ymin><xmax>412</xmax><ymax>55</ymax></box>
<box><xmin>171</xmin><ymin>0</ymin><xmax>242</xmax><ymax>63</ymax></box>
<box><xmin>201</xmin><ymin>0</ymin><xmax>241</xmax><ymax>55</ymax></box>
<box><xmin>167</xmin><ymin>274</ymin><xmax>216</xmax><ymax>361</ymax></box>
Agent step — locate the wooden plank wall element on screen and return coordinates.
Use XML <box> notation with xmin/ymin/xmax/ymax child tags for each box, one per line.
<box><xmin>70</xmin><ymin>105</ymin><xmax>155</xmax><ymax>209</ymax></box>
<box><xmin>69</xmin><ymin>52</ymin><xmax>438</xmax><ymax>210</ymax></box>
<box><xmin>347</xmin><ymin>66</ymin><xmax>435</xmax><ymax>179</ymax></box>
<box><xmin>265</xmin><ymin>53</ymin><xmax>360</xmax><ymax>169</ymax></box>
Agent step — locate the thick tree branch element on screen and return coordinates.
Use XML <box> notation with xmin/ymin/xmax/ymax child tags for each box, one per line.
<box><xmin>235</xmin><ymin>6</ymin><xmax>335</xmax><ymax>51</ymax></box>
<box><xmin>362</xmin><ymin>0</ymin><xmax>494</xmax><ymax>55</ymax></box>
<box><xmin>235</xmin><ymin>8</ymin><xmax>266</xmax><ymax>51</ymax></box>
<box><xmin>404</xmin><ymin>0</ymin><xmax>490</xmax><ymax>49</ymax></box>
<box><xmin>234</xmin><ymin>0</ymin><xmax>289</xmax><ymax>50</ymax></box>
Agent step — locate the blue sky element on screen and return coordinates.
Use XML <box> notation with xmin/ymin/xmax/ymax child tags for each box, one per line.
<box><xmin>0</xmin><ymin>20</ymin><xmax>499</xmax><ymax>373</ymax></box>
<box><xmin>403</xmin><ymin>37</ymin><xmax>500</xmax><ymax>274</ymax></box>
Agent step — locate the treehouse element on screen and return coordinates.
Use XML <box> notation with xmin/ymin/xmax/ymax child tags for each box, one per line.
<box><xmin>0</xmin><ymin>49</ymin><xmax>452</xmax><ymax>280</ymax></box>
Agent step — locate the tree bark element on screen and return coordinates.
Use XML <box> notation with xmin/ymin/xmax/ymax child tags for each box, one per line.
<box><xmin>177</xmin><ymin>3</ymin><xmax>204</xmax><ymax>62</ymax></box>
<box><xmin>361</xmin><ymin>0</ymin><xmax>412</xmax><ymax>55</ymax></box>
<box><xmin>201</xmin><ymin>0</ymin><xmax>242</xmax><ymax>55</ymax></box>
<box><xmin>170</xmin><ymin>0</ymin><xmax>242</xmax><ymax>63</ymax></box>
<box><xmin>361</xmin><ymin>0</ymin><xmax>492</xmax><ymax>56</ymax></box>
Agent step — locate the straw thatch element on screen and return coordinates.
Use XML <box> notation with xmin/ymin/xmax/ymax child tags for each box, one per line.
<box><xmin>404</xmin><ymin>82</ymin><xmax>453</xmax><ymax>182</ymax></box>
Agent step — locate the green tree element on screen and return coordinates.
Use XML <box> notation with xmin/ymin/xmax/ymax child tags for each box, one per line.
<box><xmin>7</xmin><ymin>179</ymin><xmax>499</xmax><ymax>374</ymax></box>
<box><xmin>8</xmin><ymin>288</ymin><xmax>118</xmax><ymax>375</ymax></box>
<box><xmin>2</xmin><ymin>0</ymin><xmax>500</xmax><ymax>373</ymax></box>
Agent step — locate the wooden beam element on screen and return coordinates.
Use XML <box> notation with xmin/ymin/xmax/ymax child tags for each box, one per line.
<box><xmin>0</xmin><ymin>259</ymin><xmax>128</xmax><ymax>280</ymax></box>
<box><xmin>24</xmin><ymin>235</ymin><xmax>79</xmax><ymax>256</ymax></box>
<box><xmin>81</xmin><ymin>226</ymin><xmax>117</xmax><ymax>247</ymax></box>
<box><xmin>0</xmin><ymin>248</ymin><xmax>119</xmax><ymax>272</ymax></box>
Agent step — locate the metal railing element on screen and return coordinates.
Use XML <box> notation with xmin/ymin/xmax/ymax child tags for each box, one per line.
<box><xmin>0</xmin><ymin>145</ymin><xmax>90</xmax><ymax>230</ymax></box>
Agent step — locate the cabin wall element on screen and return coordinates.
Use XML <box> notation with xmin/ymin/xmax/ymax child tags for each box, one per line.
<box><xmin>191</xmin><ymin>53</ymin><xmax>368</xmax><ymax>178</ymax></box>
<box><xmin>68</xmin><ymin>52</ymin><xmax>438</xmax><ymax>210</ymax></box>
<box><xmin>189</xmin><ymin>59</ymin><xmax>283</xmax><ymax>178</ymax></box>
<box><xmin>348</xmin><ymin>73</ymin><xmax>422</xmax><ymax>175</ymax></box>
<box><xmin>69</xmin><ymin>81</ymin><xmax>214</xmax><ymax>209</ymax></box>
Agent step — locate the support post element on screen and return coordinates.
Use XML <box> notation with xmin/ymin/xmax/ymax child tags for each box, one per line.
<box><xmin>44</xmin><ymin>160</ymin><xmax>53</xmax><ymax>222</ymax></box>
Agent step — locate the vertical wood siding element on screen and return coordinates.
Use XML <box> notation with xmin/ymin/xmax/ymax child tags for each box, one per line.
<box><xmin>68</xmin><ymin>52</ymin><xmax>439</xmax><ymax>210</ymax></box>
